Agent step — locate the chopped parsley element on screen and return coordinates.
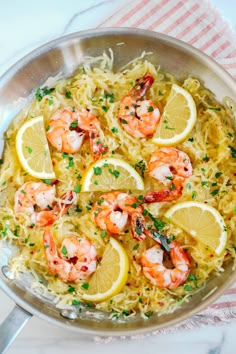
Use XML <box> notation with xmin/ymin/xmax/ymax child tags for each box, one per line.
<box><xmin>148</xmin><ymin>106</ymin><xmax>154</xmax><ymax>112</ymax></box>
<box><xmin>201</xmin><ymin>181</ymin><xmax>208</xmax><ymax>187</ymax></box>
<box><xmin>215</xmin><ymin>172</ymin><xmax>223</xmax><ymax>178</ymax></box>
<box><xmin>73</xmin><ymin>184</ymin><xmax>81</xmax><ymax>193</ymax></box>
<box><xmin>202</xmin><ymin>154</ymin><xmax>209</xmax><ymax>162</ymax></box>
<box><xmin>65</xmin><ymin>91</ymin><xmax>72</xmax><ymax>99</ymax></box>
<box><xmin>191</xmin><ymin>191</ymin><xmax>197</xmax><ymax>200</ymax></box>
<box><xmin>68</xmin><ymin>285</ymin><xmax>75</xmax><ymax>293</ymax></box>
<box><xmin>42</xmin><ymin>179</ymin><xmax>53</xmax><ymax>185</ymax></box>
<box><xmin>184</xmin><ymin>284</ymin><xmax>193</xmax><ymax>291</ymax></box>
<box><xmin>163</xmin><ymin>119</ymin><xmax>175</xmax><ymax>130</ymax></box>
<box><xmin>121</xmin><ymin>119</ymin><xmax>128</xmax><ymax>124</ymax></box>
<box><xmin>66</xmin><ymin>156</ymin><xmax>74</xmax><ymax>169</ymax></box>
<box><xmin>13</xmin><ymin>225</ymin><xmax>20</xmax><ymax>237</ymax></box>
<box><xmin>81</xmin><ymin>283</ymin><xmax>89</xmax><ymax>290</ymax></box>
<box><xmin>228</xmin><ymin>145</ymin><xmax>236</xmax><ymax>158</ymax></box>
<box><xmin>209</xmin><ymin>107</ymin><xmax>221</xmax><ymax>111</ymax></box>
<box><xmin>143</xmin><ymin>209</ymin><xmax>166</xmax><ymax>230</ymax></box>
<box><xmin>134</xmin><ymin>160</ymin><xmax>146</xmax><ymax>177</ymax></box>
<box><xmin>72</xmin><ymin>299</ymin><xmax>80</xmax><ymax>305</ymax></box>
<box><xmin>75</xmin><ymin>205</ymin><xmax>83</xmax><ymax>213</ymax></box>
<box><xmin>210</xmin><ymin>190</ymin><xmax>219</xmax><ymax>196</ymax></box>
<box><xmin>61</xmin><ymin>246</ymin><xmax>68</xmax><ymax>256</ymax></box>
<box><xmin>93</xmin><ymin>166</ymin><xmax>102</xmax><ymax>175</ymax></box>
<box><xmin>104</xmin><ymin>92</ymin><xmax>115</xmax><ymax>103</ymax></box>
<box><xmin>108</xmin><ymin>168</ymin><xmax>120</xmax><ymax>179</ymax></box>
<box><xmin>122</xmin><ymin>310</ymin><xmax>130</xmax><ymax>316</ymax></box>
<box><xmin>144</xmin><ymin>311</ymin><xmax>154</xmax><ymax>318</ymax></box>
<box><xmin>133</xmin><ymin>243</ymin><xmax>139</xmax><ymax>251</ymax></box>
<box><xmin>187</xmin><ymin>273</ymin><xmax>198</xmax><ymax>288</ymax></box>
<box><xmin>70</xmin><ymin>121</ymin><xmax>78</xmax><ymax>129</ymax></box>
<box><xmin>111</xmin><ymin>127</ymin><xmax>118</xmax><ymax>133</ymax></box>
<box><xmin>0</xmin><ymin>225</ymin><xmax>9</xmax><ymax>237</ymax></box>
<box><xmin>26</xmin><ymin>146</ymin><xmax>33</xmax><ymax>154</ymax></box>
<box><xmin>35</xmin><ymin>87</ymin><xmax>54</xmax><ymax>101</ymax></box>
<box><xmin>102</xmin><ymin>105</ymin><xmax>108</xmax><ymax>112</ymax></box>
<box><xmin>101</xmin><ymin>229</ymin><xmax>106</xmax><ymax>238</ymax></box>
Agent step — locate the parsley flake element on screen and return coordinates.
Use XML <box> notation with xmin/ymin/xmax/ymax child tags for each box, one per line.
<box><xmin>61</xmin><ymin>246</ymin><xmax>68</xmax><ymax>256</ymax></box>
<box><xmin>93</xmin><ymin>166</ymin><xmax>102</xmax><ymax>176</ymax></box>
<box><xmin>73</xmin><ymin>184</ymin><xmax>81</xmax><ymax>193</ymax></box>
<box><xmin>81</xmin><ymin>283</ymin><xmax>89</xmax><ymax>290</ymax></box>
<box><xmin>65</xmin><ymin>91</ymin><xmax>71</xmax><ymax>99</ymax></box>
<box><xmin>108</xmin><ymin>168</ymin><xmax>120</xmax><ymax>178</ymax></box>
<box><xmin>228</xmin><ymin>145</ymin><xmax>236</xmax><ymax>158</ymax></box>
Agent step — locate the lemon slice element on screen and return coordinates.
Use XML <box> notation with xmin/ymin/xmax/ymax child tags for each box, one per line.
<box><xmin>82</xmin><ymin>237</ymin><xmax>129</xmax><ymax>302</ymax></box>
<box><xmin>16</xmin><ymin>116</ymin><xmax>55</xmax><ymax>179</ymax></box>
<box><xmin>152</xmin><ymin>84</ymin><xmax>197</xmax><ymax>145</ymax></box>
<box><xmin>165</xmin><ymin>201</ymin><xmax>227</xmax><ymax>255</ymax></box>
<box><xmin>81</xmin><ymin>157</ymin><xmax>144</xmax><ymax>192</ymax></box>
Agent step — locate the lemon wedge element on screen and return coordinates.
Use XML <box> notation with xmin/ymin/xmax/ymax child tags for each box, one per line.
<box><xmin>165</xmin><ymin>201</ymin><xmax>227</xmax><ymax>255</ymax></box>
<box><xmin>81</xmin><ymin>157</ymin><xmax>144</xmax><ymax>192</ymax></box>
<box><xmin>16</xmin><ymin>116</ymin><xmax>55</xmax><ymax>179</ymax></box>
<box><xmin>153</xmin><ymin>84</ymin><xmax>197</xmax><ymax>145</ymax></box>
<box><xmin>82</xmin><ymin>237</ymin><xmax>129</xmax><ymax>302</ymax></box>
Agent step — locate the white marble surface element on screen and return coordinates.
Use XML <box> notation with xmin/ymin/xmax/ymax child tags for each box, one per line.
<box><xmin>1</xmin><ymin>1</ymin><xmax>236</xmax><ymax>353</ymax></box>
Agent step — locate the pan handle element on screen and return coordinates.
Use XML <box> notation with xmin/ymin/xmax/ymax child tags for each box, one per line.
<box><xmin>0</xmin><ymin>305</ymin><xmax>32</xmax><ymax>353</ymax></box>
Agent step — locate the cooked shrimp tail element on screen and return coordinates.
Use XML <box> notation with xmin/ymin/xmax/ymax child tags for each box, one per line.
<box><xmin>89</xmin><ymin>130</ymin><xmax>108</xmax><ymax>160</ymax></box>
<box><xmin>43</xmin><ymin>229</ymin><xmax>97</xmax><ymax>282</ymax></box>
<box><xmin>131</xmin><ymin>212</ymin><xmax>146</xmax><ymax>240</ymax></box>
<box><xmin>144</xmin><ymin>177</ymin><xmax>184</xmax><ymax>203</ymax></box>
<box><xmin>141</xmin><ymin>240</ymin><xmax>190</xmax><ymax>289</ymax></box>
<box><xmin>130</xmin><ymin>73</ymin><xmax>154</xmax><ymax>99</ymax></box>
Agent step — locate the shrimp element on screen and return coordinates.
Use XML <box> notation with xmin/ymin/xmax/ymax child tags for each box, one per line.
<box><xmin>46</xmin><ymin>107</ymin><xmax>107</xmax><ymax>159</ymax></box>
<box><xmin>92</xmin><ymin>191</ymin><xmax>146</xmax><ymax>240</ymax></box>
<box><xmin>43</xmin><ymin>229</ymin><xmax>97</xmax><ymax>282</ymax></box>
<box><xmin>144</xmin><ymin>147</ymin><xmax>192</xmax><ymax>203</ymax></box>
<box><xmin>14</xmin><ymin>182</ymin><xmax>74</xmax><ymax>227</ymax></box>
<box><xmin>141</xmin><ymin>240</ymin><xmax>190</xmax><ymax>289</ymax></box>
<box><xmin>119</xmin><ymin>73</ymin><xmax>160</xmax><ymax>138</ymax></box>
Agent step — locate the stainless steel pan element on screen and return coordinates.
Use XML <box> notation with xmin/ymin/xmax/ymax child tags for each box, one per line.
<box><xmin>0</xmin><ymin>27</ymin><xmax>236</xmax><ymax>353</ymax></box>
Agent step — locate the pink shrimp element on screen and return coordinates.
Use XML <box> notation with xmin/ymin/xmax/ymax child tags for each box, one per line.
<box><xmin>119</xmin><ymin>73</ymin><xmax>160</xmax><ymax>138</ymax></box>
<box><xmin>144</xmin><ymin>147</ymin><xmax>192</xmax><ymax>203</ymax></box>
<box><xmin>43</xmin><ymin>229</ymin><xmax>97</xmax><ymax>282</ymax></box>
<box><xmin>14</xmin><ymin>182</ymin><xmax>74</xmax><ymax>227</ymax></box>
<box><xmin>141</xmin><ymin>240</ymin><xmax>190</xmax><ymax>289</ymax></box>
<box><xmin>46</xmin><ymin>107</ymin><xmax>107</xmax><ymax>159</ymax></box>
<box><xmin>92</xmin><ymin>191</ymin><xmax>146</xmax><ymax>240</ymax></box>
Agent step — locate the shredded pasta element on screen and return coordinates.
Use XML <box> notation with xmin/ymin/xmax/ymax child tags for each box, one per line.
<box><xmin>0</xmin><ymin>52</ymin><xmax>236</xmax><ymax>319</ymax></box>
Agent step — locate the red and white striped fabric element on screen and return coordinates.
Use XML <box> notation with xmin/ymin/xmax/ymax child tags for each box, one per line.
<box><xmin>98</xmin><ymin>0</ymin><xmax>236</xmax><ymax>78</ymax></box>
<box><xmin>97</xmin><ymin>0</ymin><xmax>236</xmax><ymax>330</ymax></box>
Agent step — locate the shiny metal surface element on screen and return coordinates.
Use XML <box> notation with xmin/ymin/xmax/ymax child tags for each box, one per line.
<box><xmin>0</xmin><ymin>28</ymin><xmax>236</xmax><ymax>340</ymax></box>
<box><xmin>0</xmin><ymin>305</ymin><xmax>32</xmax><ymax>353</ymax></box>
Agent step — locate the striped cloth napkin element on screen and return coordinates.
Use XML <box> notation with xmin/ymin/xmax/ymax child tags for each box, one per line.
<box><xmin>95</xmin><ymin>0</ymin><xmax>236</xmax><ymax>334</ymax></box>
<box><xmin>98</xmin><ymin>0</ymin><xmax>236</xmax><ymax>79</ymax></box>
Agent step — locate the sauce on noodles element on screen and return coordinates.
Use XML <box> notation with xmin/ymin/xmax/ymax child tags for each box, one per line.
<box><xmin>0</xmin><ymin>52</ymin><xmax>236</xmax><ymax>318</ymax></box>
